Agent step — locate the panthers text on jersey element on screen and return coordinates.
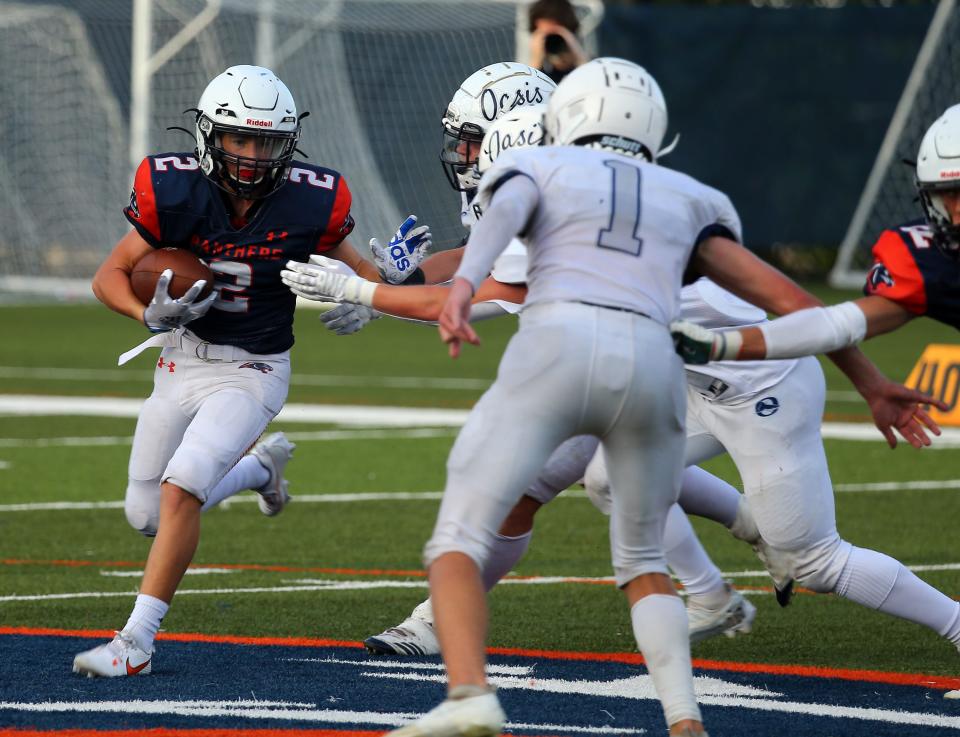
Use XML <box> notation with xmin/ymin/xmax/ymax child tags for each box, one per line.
<box><xmin>864</xmin><ymin>219</ymin><xmax>960</xmax><ymax>330</ymax></box>
<box><xmin>124</xmin><ymin>153</ymin><xmax>355</xmax><ymax>353</ymax></box>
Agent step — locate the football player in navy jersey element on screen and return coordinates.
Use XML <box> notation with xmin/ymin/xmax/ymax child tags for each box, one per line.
<box><xmin>73</xmin><ymin>65</ymin><xmax>429</xmax><ymax>678</ymax></box>
<box><xmin>674</xmin><ymin>103</ymin><xmax>960</xmax><ymax>368</ymax></box>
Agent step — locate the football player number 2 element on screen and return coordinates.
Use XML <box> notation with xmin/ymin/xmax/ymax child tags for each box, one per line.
<box><xmin>210</xmin><ymin>261</ymin><xmax>251</xmax><ymax>312</ymax></box>
<box><xmin>598</xmin><ymin>159</ymin><xmax>643</xmax><ymax>256</ymax></box>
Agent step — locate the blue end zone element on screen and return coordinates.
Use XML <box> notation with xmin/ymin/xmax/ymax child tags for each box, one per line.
<box><xmin>1</xmin><ymin>633</ymin><xmax>958</xmax><ymax>735</ymax></box>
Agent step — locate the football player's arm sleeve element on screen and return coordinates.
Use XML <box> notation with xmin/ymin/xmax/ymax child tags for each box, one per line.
<box><xmin>315</xmin><ymin>176</ymin><xmax>356</xmax><ymax>252</ymax></box>
<box><xmin>455</xmin><ymin>173</ymin><xmax>539</xmax><ymax>292</ymax></box>
<box><xmin>863</xmin><ymin>230</ymin><xmax>928</xmax><ymax>315</ymax></box>
<box><xmin>123</xmin><ymin>158</ymin><xmax>163</xmax><ymax>247</ymax></box>
<box><xmin>752</xmin><ymin>302</ymin><xmax>868</xmax><ymax>358</ymax></box>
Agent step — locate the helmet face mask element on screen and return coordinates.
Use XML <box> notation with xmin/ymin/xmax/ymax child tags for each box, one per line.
<box><xmin>918</xmin><ymin>186</ymin><xmax>960</xmax><ymax>258</ymax></box>
<box><xmin>440</xmin><ymin>119</ymin><xmax>485</xmax><ymax>191</ymax></box>
<box><xmin>916</xmin><ymin>104</ymin><xmax>960</xmax><ymax>258</ymax></box>
<box><xmin>439</xmin><ymin>62</ymin><xmax>556</xmax><ymax>191</ymax></box>
<box><xmin>194</xmin><ymin>65</ymin><xmax>301</xmax><ymax>200</ymax></box>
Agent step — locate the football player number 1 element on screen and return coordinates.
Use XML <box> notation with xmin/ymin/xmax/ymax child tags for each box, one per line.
<box><xmin>598</xmin><ymin>159</ymin><xmax>643</xmax><ymax>256</ymax></box>
<box><xmin>209</xmin><ymin>261</ymin><xmax>251</xmax><ymax>313</ymax></box>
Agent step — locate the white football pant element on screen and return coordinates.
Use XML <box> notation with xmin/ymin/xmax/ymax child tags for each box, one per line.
<box><xmin>424</xmin><ymin>302</ymin><xmax>686</xmax><ymax>587</ymax></box>
<box><xmin>124</xmin><ymin>343</ymin><xmax>290</xmax><ymax>536</ymax></box>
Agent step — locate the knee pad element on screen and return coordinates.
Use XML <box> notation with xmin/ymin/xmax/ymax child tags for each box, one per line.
<box><xmin>791</xmin><ymin>537</ymin><xmax>853</xmax><ymax>593</ymax></box>
<box><xmin>124</xmin><ymin>479</ymin><xmax>160</xmax><ymax>537</ymax></box>
<box><xmin>164</xmin><ymin>446</ymin><xmax>223</xmax><ymax>503</ymax></box>
<box><xmin>422</xmin><ymin>520</ymin><xmax>490</xmax><ymax>572</ymax></box>
<box><xmin>583</xmin><ymin>448</ymin><xmax>611</xmax><ymax>515</ymax></box>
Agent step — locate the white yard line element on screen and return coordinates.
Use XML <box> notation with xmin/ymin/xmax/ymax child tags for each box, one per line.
<box><xmin>0</xmin><ymin>395</ymin><xmax>471</xmax><ymax>426</ymax></box>
<box><xmin>3</xmin><ymin>394</ymin><xmax>960</xmax><ymax>445</ymax></box>
<box><xmin>6</xmin><ymin>476</ymin><xmax>960</xmax><ymax>514</ymax></box>
<box><xmin>5</xmin><ymin>562</ymin><xmax>960</xmax><ymax>602</ymax></box>
<box><xmin>0</xmin><ymin>427</ymin><xmax>456</xmax><ymax>449</ymax></box>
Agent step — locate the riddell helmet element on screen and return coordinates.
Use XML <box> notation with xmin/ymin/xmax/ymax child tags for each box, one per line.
<box><xmin>440</xmin><ymin>62</ymin><xmax>556</xmax><ymax>191</ymax></box>
<box><xmin>195</xmin><ymin>65</ymin><xmax>301</xmax><ymax>199</ymax></box>
<box><xmin>544</xmin><ymin>58</ymin><xmax>669</xmax><ymax>162</ymax></box>
<box><xmin>477</xmin><ymin>107</ymin><xmax>547</xmax><ymax>175</ymax></box>
<box><xmin>916</xmin><ymin>104</ymin><xmax>960</xmax><ymax>257</ymax></box>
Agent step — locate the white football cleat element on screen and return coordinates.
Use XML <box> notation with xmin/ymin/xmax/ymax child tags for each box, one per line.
<box><xmin>365</xmin><ymin>601</ymin><xmax>439</xmax><ymax>656</ymax></box>
<box><xmin>251</xmin><ymin>432</ymin><xmax>295</xmax><ymax>516</ymax></box>
<box><xmin>72</xmin><ymin>631</ymin><xmax>153</xmax><ymax>678</ymax></box>
<box><xmin>687</xmin><ymin>584</ymin><xmax>756</xmax><ymax>645</ymax></box>
<box><xmin>388</xmin><ymin>687</ymin><xmax>505</xmax><ymax>737</ymax></box>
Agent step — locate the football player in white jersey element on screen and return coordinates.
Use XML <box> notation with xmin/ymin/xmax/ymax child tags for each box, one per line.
<box><xmin>286</xmin><ymin>103</ymin><xmax>950</xmax><ymax>688</ymax></box>
<box><xmin>402</xmin><ymin>56</ymin><xmax>942</xmax><ymax>737</ymax></box>
<box><xmin>287</xmin><ymin>109</ymin><xmax>764</xmax><ymax>654</ymax></box>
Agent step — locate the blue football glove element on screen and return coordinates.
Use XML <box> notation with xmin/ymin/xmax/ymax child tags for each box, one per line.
<box><xmin>370</xmin><ymin>215</ymin><xmax>431</xmax><ymax>284</ymax></box>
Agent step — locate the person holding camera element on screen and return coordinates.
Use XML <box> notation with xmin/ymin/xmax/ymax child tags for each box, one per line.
<box><xmin>527</xmin><ymin>0</ymin><xmax>590</xmax><ymax>84</ymax></box>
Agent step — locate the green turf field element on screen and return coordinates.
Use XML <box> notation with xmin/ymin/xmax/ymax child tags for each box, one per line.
<box><xmin>0</xmin><ymin>289</ymin><xmax>958</xmax><ymax>678</ymax></box>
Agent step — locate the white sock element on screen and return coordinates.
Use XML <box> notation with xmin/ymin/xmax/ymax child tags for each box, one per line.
<box><xmin>201</xmin><ymin>456</ymin><xmax>270</xmax><ymax>511</ymax></box>
<box><xmin>480</xmin><ymin>531</ymin><xmax>532</xmax><ymax>591</ymax></box>
<box><xmin>630</xmin><ymin>594</ymin><xmax>702</xmax><ymax>727</ymax></box>
<box><xmin>677</xmin><ymin>466</ymin><xmax>741</xmax><ymax>527</ymax></box>
<box><xmin>837</xmin><ymin>546</ymin><xmax>960</xmax><ymax>644</ymax></box>
<box><xmin>122</xmin><ymin>593</ymin><xmax>169</xmax><ymax>652</ymax></box>
<box><xmin>663</xmin><ymin>504</ymin><xmax>725</xmax><ymax>600</ymax></box>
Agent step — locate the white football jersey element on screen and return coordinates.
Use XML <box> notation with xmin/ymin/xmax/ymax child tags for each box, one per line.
<box><xmin>681</xmin><ymin>278</ymin><xmax>798</xmax><ymax>401</ymax></box>
<box><xmin>478</xmin><ymin>146</ymin><xmax>741</xmax><ymax>325</ymax></box>
<box><xmin>462</xmin><ymin>190</ymin><xmax>529</xmax><ymax>285</ymax></box>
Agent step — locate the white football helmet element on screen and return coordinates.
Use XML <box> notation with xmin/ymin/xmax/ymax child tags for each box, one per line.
<box><xmin>916</xmin><ymin>103</ymin><xmax>960</xmax><ymax>257</ymax></box>
<box><xmin>544</xmin><ymin>57</ymin><xmax>669</xmax><ymax>162</ymax></box>
<box><xmin>194</xmin><ymin>65</ymin><xmax>302</xmax><ymax>199</ymax></box>
<box><xmin>478</xmin><ymin>107</ymin><xmax>547</xmax><ymax>174</ymax></box>
<box><xmin>440</xmin><ymin>62</ymin><xmax>556</xmax><ymax>191</ymax></box>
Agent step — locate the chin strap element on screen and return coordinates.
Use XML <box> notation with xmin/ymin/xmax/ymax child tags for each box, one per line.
<box><xmin>657</xmin><ymin>132</ymin><xmax>681</xmax><ymax>158</ymax></box>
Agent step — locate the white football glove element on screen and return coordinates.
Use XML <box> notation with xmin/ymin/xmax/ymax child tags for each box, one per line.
<box><xmin>370</xmin><ymin>215</ymin><xmax>431</xmax><ymax>284</ymax></box>
<box><xmin>281</xmin><ymin>256</ymin><xmax>378</xmax><ymax>305</ymax></box>
<box><xmin>142</xmin><ymin>269</ymin><xmax>216</xmax><ymax>333</ymax></box>
<box><xmin>669</xmin><ymin>320</ymin><xmax>741</xmax><ymax>364</ymax></box>
<box><xmin>319</xmin><ymin>303</ymin><xmax>382</xmax><ymax>335</ymax></box>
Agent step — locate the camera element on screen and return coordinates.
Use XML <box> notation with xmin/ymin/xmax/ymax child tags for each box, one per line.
<box><xmin>544</xmin><ymin>33</ymin><xmax>569</xmax><ymax>56</ymax></box>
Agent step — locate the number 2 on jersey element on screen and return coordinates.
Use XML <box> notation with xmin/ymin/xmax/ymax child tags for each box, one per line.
<box><xmin>210</xmin><ymin>261</ymin><xmax>251</xmax><ymax>313</ymax></box>
<box><xmin>598</xmin><ymin>159</ymin><xmax>643</xmax><ymax>256</ymax></box>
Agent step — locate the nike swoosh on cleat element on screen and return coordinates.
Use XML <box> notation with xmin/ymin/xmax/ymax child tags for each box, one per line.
<box><xmin>126</xmin><ymin>658</ymin><xmax>150</xmax><ymax>675</ymax></box>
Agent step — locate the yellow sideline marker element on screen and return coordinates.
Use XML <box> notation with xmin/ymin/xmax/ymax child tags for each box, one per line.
<box><xmin>906</xmin><ymin>344</ymin><xmax>960</xmax><ymax>426</ymax></box>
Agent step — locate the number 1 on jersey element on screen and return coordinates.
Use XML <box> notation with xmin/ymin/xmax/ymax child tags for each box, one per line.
<box><xmin>598</xmin><ymin>159</ymin><xmax>643</xmax><ymax>256</ymax></box>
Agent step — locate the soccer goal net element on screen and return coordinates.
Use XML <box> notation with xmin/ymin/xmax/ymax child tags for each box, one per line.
<box><xmin>829</xmin><ymin>0</ymin><xmax>959</xmax><ymax>288</ymax></box>
<box><xmin>0</xmin><ymin>0</ymin><xmax>601</xmax><ymax>300</ymax></box>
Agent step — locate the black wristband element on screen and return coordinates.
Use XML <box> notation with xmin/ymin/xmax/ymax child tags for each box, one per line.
<box><xmin>402</xmin><ymin>267</ymin><xmax>426</xmax><ymax>285</ymax></box>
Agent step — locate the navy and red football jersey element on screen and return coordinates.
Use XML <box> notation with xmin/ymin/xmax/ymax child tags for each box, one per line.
<box><xmin>124</xmin><ymin>153</ymin><xmax>355</xmax><ymax>353</ymax></box>
<box><xmin>863</xmin><ymin>219</ymin><xmax>960</xmax><ymax>331</ymax></box>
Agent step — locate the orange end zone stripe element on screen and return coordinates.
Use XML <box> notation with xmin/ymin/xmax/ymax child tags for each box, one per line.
<box><xmin>4</xmin><ymin>625</ymin><xmax>959</xmax><ymax>691</ymax></box>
